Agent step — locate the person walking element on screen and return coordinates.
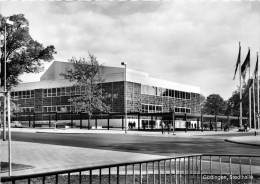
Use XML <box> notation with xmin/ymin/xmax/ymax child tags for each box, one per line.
<box><xmin>161</xmin><ymin>122</ymin><xmax>165</xmax><ymax>134</ymax></box>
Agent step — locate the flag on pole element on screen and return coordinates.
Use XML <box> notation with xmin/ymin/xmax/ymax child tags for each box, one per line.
<box><xmin>233</xmin><ymin>43</ymin><xmax>241</xmax><ymax>80</ymax></box>
<box><xmin>241</xmin><ymin>49</ymin><xmax>250</xmax><ymax>80</ymax></box>
<box><xmin>255</xmin><ymin>53</ymin><xmax>259</xmax><ymax>79</ymax></box>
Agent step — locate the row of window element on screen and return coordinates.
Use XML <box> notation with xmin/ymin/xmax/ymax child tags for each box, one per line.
<box><xmin>141</xmin><ymin>85</ymin><xmax>191</xmax><ymax>99</ymax></box>
<box><xmin>20</xmin><ymin>107</ymin><xmax>34</xmax><ymax>113</ymax></box>
<box><xmin>12</xmin><ymin>87</ymin><xmax>118</xmax><ymax>99</ymax></box>
<box><xmin>19</xmin><ymin>105</ymin><xmax>191</xmax><ymax>114</ymax></box>
<box><xmin>175</xmin><ymin>107</ymin><xmax>191</xmax><ymax>113</ymax></box>
<box><xmin>43</xmin><ymin>105</ymin><xmax>75</xmax><ymax>112</ymax></box>
<box><xmin>141</xmin><ymin>104</ymin><xmax>163</xmax><ymax>113</ymax></box>
<box><xmin>141</xmin><ymin>103</ymin><xmax>191</xmax><ymax>114</ymax></box>
<box><xmin>11</xmin><ymin>90</ymin><xmax>35</xmax><ymax>99</ymax></box>
<box><xmin>43</xmin><ymin>87</ymin><xmax>86</xmax><ymax>97</ymax></box>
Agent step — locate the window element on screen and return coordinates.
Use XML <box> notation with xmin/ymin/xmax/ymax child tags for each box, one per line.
<box><xmin>156</xmin><ymin>106</ymin><xmax>162</xmax><ymax>112</ymax></box>
<box><xmin>47</xmin><ymin>89</ymin><xmax>52</xmax><ymax>97</ymax></box>
<box><xmin>21</xmin><ymin>107</ymin><xmax>34</xmax><ymax>113</ymax></box>
<box><xmin>142</xmin><ymin>104</ymin><xmax>162</xmax><ymax>113</ymax></box>
<box><xmin>142</xmin><ymin>104</ymin><xmax>148</xmax><ymax>113</ymax></box>
<box><xmin>11</xmin><ymin>92</ymin><xmax>18</xmax><ymax>99</ymax></box>
<box><xmin>186</xmin><ymin>92</ymin><xmax>191</xmax><ymax>99</ymax></box>
<box><xmin>47</xmin><ymin>107</ymin><xmax>52</xmax><ymax>112</ymax></box>
<box><xmin>51</xmin><ymin>106</ymin><xmax>56</xmax><ymax>112</ymax></box>
<box><xmin>174</xmin><ymin>107</ymin><xmax>191</xmax><ymax>114</ymax></box>
<box><xmin>60</xmin><ymin>87</ymin><xmax>66</xmax><ymax>96</ymax></box>
<box><xmin>166</xmin><ymin>89</ymin><xmax>169</xmax><ymax>96</ymax></box>
<box><xmin>43</xmin><ymin>89</ymin><xmax>47</xmax><ymax>97</ymax></box>
<box><xmin>52</xmin><ymin>88</ymin><xmax>56</xmax><ymax>97</ymax></box>
<box><xmin>43</xmin><ymin>107</ymin><xmax>48</xmax><ymax>112</ymax></box>
<box><xmin>65</xmin><ymin>87</ymin><xmax>70</xmax><ymax>96</ymax></box>
<box><xmin>18</xmin><ymin>91</ymin><xmax>22</xmax><ymax>98</ymax></box>
<box><xmin>57</xmin><ymin>88</ymin><xmax>61</xmax><ymax>96</ymax></box>
<box><xmin>31</xmin><ymin>90</ymin><xmax>35</xmax><ymax>98</ymax></box>
<box><xmin>186</xmin><ymin>108</ymin><xmax>191</xmax><ymax>113</ymax></box>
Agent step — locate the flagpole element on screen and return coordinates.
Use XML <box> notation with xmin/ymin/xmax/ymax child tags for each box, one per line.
<box><xmin>257</xmin><ymin>52</ymin><xmax>259</xmax><ymax>130</ymax></box>
<box><xmin>249</xmin><ymin>86</ymin><xmax>252</xmax><ymax>129</ymax></box>
<box><xmin>249</xmin><ymin>60</ymin><xmax>252</xmax><ymax>129</ymax></box>
<box><xmin>239</xmin><ymin>42</ymin><xmax>243</xmax><ymax>128</ymax></box>
<box><xmin>253</xmin><ymin>77</ymin><xmax>256</xmax><ymax>130</ymax></box>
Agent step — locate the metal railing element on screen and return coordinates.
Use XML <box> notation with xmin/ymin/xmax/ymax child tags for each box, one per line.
<box><xmin>1</xmin><ymin>154</ymin><xmax>260</xmax><ymax>184</ymax></box>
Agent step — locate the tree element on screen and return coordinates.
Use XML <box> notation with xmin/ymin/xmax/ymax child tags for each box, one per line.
<box><xmin>202</xmin><ymin>94</ymin><xmax>226</xmax><ymax>115</ymax></box>
<box><xmin>0</xmin><ymin>14</ymin><xmax>56</xmax><ymax>89</ymax></box>
<box><xmin>226</xmin><ymin>82</ymin><xmax>253</xmax><ymax>117</ymax></box>
<box><xmin>62</xmin><ymin>54</ymin><xmax>110</xmax><ymax>129</ymax></box>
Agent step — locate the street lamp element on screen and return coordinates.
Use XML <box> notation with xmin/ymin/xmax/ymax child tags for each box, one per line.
<box><xmin>2</xmin><ymin>18</ymin><xmax>14</xmax><ymax>176</ymax></box>
<box><xmin>121</xmin><ymin>62</ymin><xmax>127</xmax><ymax>134</ymax></box>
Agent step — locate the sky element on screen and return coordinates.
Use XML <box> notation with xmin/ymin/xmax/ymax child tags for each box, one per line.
<box><xmin>1</xmin><ymin>0</ymin><xmax>260</xmax><ymax>100</ymax></box>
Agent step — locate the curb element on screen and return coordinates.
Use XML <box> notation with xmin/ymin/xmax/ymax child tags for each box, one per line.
<box><xmin>36</xmin><ymin>131</ymin><xmax>87</xmax><ymax>134</ymax></box>
<box><xmin>224</xmin><ymin>139</ymin><xmax>260</xmax><ymax>147</ymax></box>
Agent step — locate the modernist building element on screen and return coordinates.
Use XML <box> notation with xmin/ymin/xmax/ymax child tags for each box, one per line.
<box><xmin>11</xmin><ymin>61</ymin><xmax>201</xmax><ymax>128</ymax></box>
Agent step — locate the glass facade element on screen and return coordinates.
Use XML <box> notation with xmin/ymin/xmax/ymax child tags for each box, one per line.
<box><xmin>11</xmin><ymin>81</ymin><xmax>200</xmax><ymax>115</ymax></box>
<box><xmin>141</xmin><ymin>84</ymin><xmax>191</xmax><ymax>100</ymax></box>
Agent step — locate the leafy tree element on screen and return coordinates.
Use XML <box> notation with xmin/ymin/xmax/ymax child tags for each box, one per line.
<box><xmin>0</xmin><ymin>14</ymin><xmax>56</xmax><ymax>89</ymax></box>
<box><xmin>226</xmin><ymin>80</ymin><xmax>257</xmax><ymax>120</ymax></box>
<box><xmin>202</xmin><ymin>94</ymin><xmax>226</xmax><ymax>115</ymax></box>
<box><xmin>62</xmin><ymin>54</ymin><xmax>110</xmax><ymax>129</ymax></box>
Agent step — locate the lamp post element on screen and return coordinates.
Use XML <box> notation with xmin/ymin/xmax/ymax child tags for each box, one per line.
<box><xmin>0</xmin><ymin>28</ymin><xmax>3</xmax><ymax>132</ymax></box>
<box><xmin>121</xmin><ymin>62</ymin><xmax>127</xmax><ymax>134</ymax></box>
<box><xmin>3</xmin><ymin>18</ymin><xmax>14</xmax><ymax>176</ymax></box>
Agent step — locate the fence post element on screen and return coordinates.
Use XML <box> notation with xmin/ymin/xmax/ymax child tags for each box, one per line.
<box><xmin>33</xmin><ymin>113</ymin><xmax>35</xmax><ymax>128</ymax></box>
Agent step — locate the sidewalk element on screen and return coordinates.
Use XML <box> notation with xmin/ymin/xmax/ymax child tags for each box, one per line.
<box><xmin>225</xmin><ymin>136</ymin><xmax>260</xmax><ymax>146</ymax></box>
<box><xmin>10</xmin><ymin>127</ymin><xmax>260</xmax><ymax>138</ymax></box>
<box><xmin>1</xmin><ymin>141</ymin><xmax>167</xmax><ymax>176</ymax></box>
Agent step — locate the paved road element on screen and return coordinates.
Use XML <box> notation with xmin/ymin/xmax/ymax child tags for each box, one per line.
<box><xmin>11</xmin><ymin>132</ymin><xmax>260</xmax><ymax>156</ymax></box>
